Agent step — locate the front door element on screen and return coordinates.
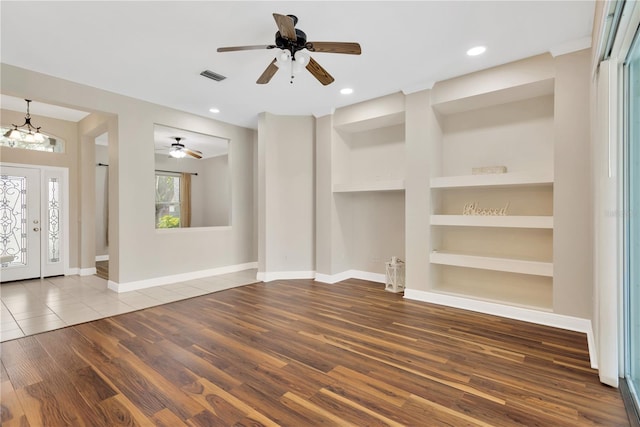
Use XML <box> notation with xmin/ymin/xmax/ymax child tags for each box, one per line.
<box><xmin>1</xmin><ymin>166</ymin><xmax>41</xmax><ymax>281</ymax></box>
<box><xmin>1</xmin><ymin>165</ymin><xmax>66</xmax><ymax>282</ymax></box>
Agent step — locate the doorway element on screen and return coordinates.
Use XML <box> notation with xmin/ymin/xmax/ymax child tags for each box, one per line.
<box><xmin>0</xmin><ymin>164</ymin><xmax>67</xmax><ymax>282</ymax></box>
<box><xmin>95</xmin><ymin>132</ymin><xmax>109</xmax><ymax>280</ymax></box>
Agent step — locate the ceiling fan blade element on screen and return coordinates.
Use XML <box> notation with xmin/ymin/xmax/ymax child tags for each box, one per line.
<box><xmin>217</xmin><ymin>45</ymin><xmax>275</xmax><ymax>52</ymax></box>
<box><xmin>257</xmin><ymin>59</ymin><xmax>279</xmax><ymax>84</ymax></box>
<box><xmin>306</xmin><ymin>42</ymin><xmax>362</xmax><ymax>55</ymax></box>
<box><xmin>273</xmin><ymin>13</ymin><xmax>296</xmax><ymax>40</ymax></box>
<box><xmin>306</xmin><ymin>57</ymin><xmax>335</xmax><ymax>86</ymax></box>
<box><xmin>183</xmin><ymin>149</ymin><xmax>203</xmax><ymax>159</ymax></box>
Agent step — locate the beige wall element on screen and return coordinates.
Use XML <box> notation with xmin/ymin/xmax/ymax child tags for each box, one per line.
<box><xmin>202</xmin><ymin>155</ymin><xmax>230</xmax><ymax>227</ymax></box>
<box><xmin>405</xmin><ymin>89</ymin><xmax>437</xmax><ymax>291</ymax></box>
<box><xmin>553</xmin><ymin>48</ymin><xmax>593</xmax><ymax>319</ymax></box>
<box><xmin>2</xmin><ymin>64</ymin><xmax>256</xmax><ymax>287</ymax></box>
<box><xmin>1</xmin><ymin>109</ymin><xmax>81</xmax><ymax>268</ymax></box>
<box><xmin>258</xmin><ymin>113</ymin><xmax>315</xmax><ymax>275</ymax></box>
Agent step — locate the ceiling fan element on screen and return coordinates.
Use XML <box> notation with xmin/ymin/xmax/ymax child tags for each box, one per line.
<box><xmin>164</xmin><ymin>137</ymin><xmax>202</xmax><ymax>159</ymax></box>
<box><xmin>217</xmin><ymin>13</ymin><xmax>361</xmax><ymax>85</ymax></box>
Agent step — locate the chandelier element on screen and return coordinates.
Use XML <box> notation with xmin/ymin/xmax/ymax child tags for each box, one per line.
<box><xmin>3</xmin><ymin>99</ymin><xmax>48</xmax><ymax>143</ymax></box>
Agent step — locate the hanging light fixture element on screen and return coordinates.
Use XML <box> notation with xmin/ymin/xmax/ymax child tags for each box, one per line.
<box><xmin>3</xmin><ymin>99</ymin><xmax>48</xmax><ymax>144</ymax></box>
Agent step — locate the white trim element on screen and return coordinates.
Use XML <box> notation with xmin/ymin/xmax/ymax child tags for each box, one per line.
<box><xmin>549</xmin><ymin>36</ymin><xmax>592</xmax><ymax>57</ymax></box>
<box><xmin>314</xmin><ymin>270</ymin><xmax>386</xmax><ymax>284</ymax></box>
<box><xmin>314</xmin><ymin>271</ymin><xmax>353</xmax><ymax>284</ymax></box>
<box><xmin>403</xmin><ymin>289</ymin><xmax>597</xmax><ymax>369</ymax></box>
<box><xmin>79</xmin><ymin>267</ymin><xmax>97</xmax><ymax>276</ymax></box>
<box><xmin>95</xmin><ymin>255</ymin><xmax>109</xmax><ymax>262</ymax></box>
<box><xmin>108</xmin><ymin>262</ymin><xmax>258</xmax><ymax>293</ymax></box>
<box><xmin>350</xmin><ymin>270</ymin><xmax>386</xmax><ymax>283</ymax></box>
<box><xmin>259</xmin><ymin>270</ymin><xmax>315</xmax><ymax>283</ymax></box>
<box><xmin>66</xmin><ymin>267</ymin><xmax>79</xmax><ymax>275</ymax></box>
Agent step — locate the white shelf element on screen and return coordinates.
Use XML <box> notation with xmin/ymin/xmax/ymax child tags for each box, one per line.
<box><xmin>430</xmin><ymin>251</ymin><xmax>552</xmax><ymax>277</ymax></box>
<box><xmin>430</xmin><ymin>215</ymin><xmax>553</xmax><ymax>229</ymax></box>
<box><xmin>430</xmin><ymin>172</ymin><xmax>553</xmax><ymax>189</ymax></box>
<box><xmin>431</xmin><ymin>78</ymin><xmax>555</xmax><ymax>115</ymax></box>
<box><xmin>333</xmin><ymin>180</ymin><xmax>405</xmax><ymax>193</ymax></box>
<box><xmin>334</xmin><ymin>111</ymin><xmax>405</xmax><ymax>133</ymax></box>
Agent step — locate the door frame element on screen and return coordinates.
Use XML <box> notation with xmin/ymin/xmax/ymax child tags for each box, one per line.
<box><xmin>1</xmin><ymin>162</ymin><xmax>70</xmax><ymax>278</ymax></box>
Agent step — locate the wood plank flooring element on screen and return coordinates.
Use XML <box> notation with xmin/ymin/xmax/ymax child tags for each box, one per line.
<box><xmin>0</xmin><ymin>279</ymin><xmax>630</xmax><ymax>426</ymax></box>
<box><xmin>96</xmin><ymin>261</ymin><xmax>109</xmax><ymax>280</ymax></box>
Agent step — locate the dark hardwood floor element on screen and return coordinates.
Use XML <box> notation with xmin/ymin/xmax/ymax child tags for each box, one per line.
<box><xmin>96</xmin><ymin>261</ymin><xmax>109</xmax><ymax>280</ymax></box>
<box><xmin>0</xmin><ymin>279</ymin><xmax>630</xmax><ymax>426</ymax></box>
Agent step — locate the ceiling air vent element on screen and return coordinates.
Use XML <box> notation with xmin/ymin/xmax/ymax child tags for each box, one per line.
<box><xmin>200</xmin><ymin>70</ymin><xmax>226</xmax><ymax>82</ymax></box>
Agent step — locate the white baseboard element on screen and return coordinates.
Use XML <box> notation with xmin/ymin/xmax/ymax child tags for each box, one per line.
<box><xmin>403</xmin><ymin>289</ymin><xmax>598</xmax><ymax>369</ymax></box>
<box><xmin>314</xmin><ymin>270</ymin><xmax>386</xmax><ymax>284</ymax></box>
<box><xmin>108</xmin><ymin>262</ymin><xmax>258</xmax><ymax>293</ymax></box>
<box><xmin>66</xmin><ymin>267</ymin><xmax>79</xmax><ymax>275</ymax></box>
<box><xmin>314</xmin><ymin>271</ymin><xmax>353</xmax><ymax>284</ymax></box>
<box><xmin>80</xmin><ymin>267</ymin><xmax>97</xmax><ymax>276</ymax></box>
<box><xmin>350</xmin><ymin>270</ymin><xmax>386</xmax><ymax>283</ymax></box>
<box><xmin>258</xmin><ymin>270</ymin><xmax>315</xmax><ymax>283</ymax></box>
<box><xmin>95</xmin><ymin>255</ymin><xmax>109</xmax><ymax>262</ymax></box>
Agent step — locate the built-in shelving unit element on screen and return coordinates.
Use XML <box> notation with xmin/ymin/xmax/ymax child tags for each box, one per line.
<box><xmin>332</xmin><ymin>106</ymin><xmax>406</xmax><ymax>194</ymax></box>
<box><xmin>329</xmin><ymin>92</ymin><xmax>407</xmax><ymax>276</ymax></box>
<box><xmin>427</xmin><ymin>76</ymin><xmax>555</xmax><ymax>311</ymax></box>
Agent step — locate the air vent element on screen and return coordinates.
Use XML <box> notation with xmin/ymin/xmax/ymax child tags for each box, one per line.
<box><xmin>200</xmin><ymin>70</ymin><xmax>226</xmax><ymax>82</ymax></box>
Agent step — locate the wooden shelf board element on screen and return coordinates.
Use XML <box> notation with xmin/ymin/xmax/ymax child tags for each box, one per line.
<box><xmin>333</xmin><ymin>180</ymin><xmax>405</xmax><ymax>193</ymax></box>
<box><xmin>430</xmin><ymin>172</ymin><xmax>553</xmax><ymax>189</ymax></box>
<box><xmin>430</xmin><ymin>251</ymin><xmax>552</xmax><ymax>277</ymax></box>
<box><xmin>430</xmin><ymin>215</ymin><xmax>553</xmax><ymax>229</ymax></box>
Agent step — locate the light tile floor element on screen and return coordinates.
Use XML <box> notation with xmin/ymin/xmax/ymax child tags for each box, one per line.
<box><xmin>0</xmin><ymin>269</ymin><xmax>259</xmax><ymax>342</ymax></box>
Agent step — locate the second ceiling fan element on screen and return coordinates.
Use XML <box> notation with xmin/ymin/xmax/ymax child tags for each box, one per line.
<box><xmin>217</xmin><ymin>13</ymin><xmax>361</xmax><ymax>86</ymax></box>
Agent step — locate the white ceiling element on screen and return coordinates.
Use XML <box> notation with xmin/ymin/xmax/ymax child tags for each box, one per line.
<box><xmin>0</xmin><ymin>1</ymin><xmax>595</xmax><ymax>130</ymax></box>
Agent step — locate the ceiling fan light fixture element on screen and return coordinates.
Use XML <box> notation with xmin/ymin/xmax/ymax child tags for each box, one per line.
<box><xmin>169</xmin><ymin>148</ymin><xmax>187</xmax><ymax>159</ymax></box>
<box><xmin>294</xmin><ymin>49</ymin><xmax>310</xmax><ymax>66</ymax></box>
<box><xmin>275</xmin><ymin>49</ymin><xmax>291</xmax><ymax>68</ymax></box>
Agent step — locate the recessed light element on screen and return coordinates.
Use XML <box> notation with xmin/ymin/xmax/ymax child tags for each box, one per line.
<box><xmin>466</xmin><ymin>46</ymin><xmax>486</xmax><ymax>56</ymax></box>
<box><xmin>209</xmin><ymin>108</ymin><xmax>220</xmax><ymax>114</ymax></box>
<box><xmin>340</xmin><ymin>88</ymin><xmax>354</xmax><ymax>95</ymax></box>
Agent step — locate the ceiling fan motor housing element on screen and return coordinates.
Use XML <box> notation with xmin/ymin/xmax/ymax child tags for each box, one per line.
<box><xmin>275</xmin><ymin>28</ymin><xmax>307</xmax><ymax>55</ymax></box>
